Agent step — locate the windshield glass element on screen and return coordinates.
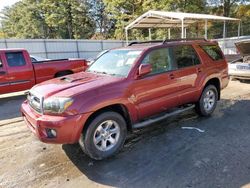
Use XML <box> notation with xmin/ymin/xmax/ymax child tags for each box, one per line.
<box><xmin>87</xmin><ymin>50</ymin><xmax>142</xmax><ymax>77</ymax></box>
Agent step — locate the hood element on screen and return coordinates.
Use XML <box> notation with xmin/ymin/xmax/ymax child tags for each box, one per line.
<box><xmin>31</xmin><ymin>72</ymin><xmax>123</xmax><ymax>98</ymax></box>
<box><xmin>235</xmin><ymin>40</ymin><xmax>250</xmax><ymax>57</ymax></box>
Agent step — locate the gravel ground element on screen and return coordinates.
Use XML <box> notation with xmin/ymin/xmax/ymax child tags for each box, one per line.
<box><xmin>0</xmin><ymin>80</ymin><xmax>250</xmax><ymax>188</ymax></box>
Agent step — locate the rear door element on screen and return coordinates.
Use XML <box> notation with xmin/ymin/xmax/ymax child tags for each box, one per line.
<box><xmin>132</xmin><ymin>47</ymin><xmax>180</xmax><ymax>120</ymax></box>
<box><xmin>3</xmin><ymin>51</ymin><xmax>35</xmax><ymax>93</ymax></box>
<box><xmin>0</xmin><ymin>52</ymin><xmax>9</xmax><ymax>94</ymax></box>
<box><xmin>173</xmin><ymin>45</ymin><xmax>204</xmax><ymax>105</ymax></box>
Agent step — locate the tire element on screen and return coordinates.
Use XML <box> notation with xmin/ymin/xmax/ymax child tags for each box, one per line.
<box><xmin>195</xmin><ymin>85</ymin><xmax>218</xmax><ymax>117</ymax></box>
<box><xmin>79</xmin><ymin>111</ymin><xmax>127</xmax><ymax>160</ymax></box>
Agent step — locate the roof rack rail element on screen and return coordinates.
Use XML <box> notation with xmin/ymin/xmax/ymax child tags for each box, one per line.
<box><xmin>128</xmin><ymin>38</ymin><xmax>207</xmax><ymax>46</ymax></box>
<box><xmin>163</xmin><ymin>38</ymin><xmax>207</xmax><ymax>44</ymax></box>
<box><xmin>128</xmin><ymin>40</ymin><xmax>163</xmax><ymax>46</ymax></box>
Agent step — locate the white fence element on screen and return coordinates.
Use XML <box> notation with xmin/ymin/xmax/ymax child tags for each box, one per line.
<box><xmin>0</xmin><ymin>39</ymin><xmax>126</xmax><ymax>59</ymax></box>
<box><xmin>0</xmin><ymin>37</ymin><xmax>250</xmax><ymax>59</ymax></box>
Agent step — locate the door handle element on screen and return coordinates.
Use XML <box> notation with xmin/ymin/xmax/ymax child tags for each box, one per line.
<box><xmin>197</xmin><ymin>68</ymin><xmax>202</xmax><ymax>73</ymax></box>
<box><xmin>0</xmin><ymin>71</ymin><xmax>6</xmax><ymax>75</ymax></box>
<box><xmin>169</xmin><ymin>73</ymin><xmax>175</xmax><ymax>79</ymax></box>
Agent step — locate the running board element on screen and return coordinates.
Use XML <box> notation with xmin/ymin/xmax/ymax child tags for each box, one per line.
<box><xmin>132</xmin><ymin>105</ymin><xmax>195</xmax><ymax>129</ymax></box>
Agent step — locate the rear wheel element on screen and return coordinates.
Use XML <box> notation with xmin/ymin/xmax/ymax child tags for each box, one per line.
<box><xmin>79</xmin><ymin>111</ymin><xmax>127</xmax><ymax>160</ymax></box>
<box><xmin>195</xmin><ymin>85</ymin><xmax>218</xmax><ymax>116</ymax></box>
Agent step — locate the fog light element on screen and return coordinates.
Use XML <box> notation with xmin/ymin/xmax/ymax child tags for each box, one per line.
<box><xmin>46</xmin><ymin>128</ymin><xmax>57</xmax><ymax>138</ymax></box>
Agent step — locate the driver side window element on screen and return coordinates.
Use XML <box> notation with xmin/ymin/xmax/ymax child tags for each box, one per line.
<box><xmin>142</xmin><ymin>48</ymin><xmax>175</xmax><ymax>75</ymax></box>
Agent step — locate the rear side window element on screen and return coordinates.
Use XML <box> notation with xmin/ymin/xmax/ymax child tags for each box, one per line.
<box><xmin>6</xmin><ymin>52</ymin><xmax>26</xmax><ymax>67</ymax></box>
<box><xmin>201</xmin><ymin>45</ymin><xmax>224</xmax><ymax>61</ymax></box>
<box><xmin>173</xmin><ymin>45</ymin><xmax>200</xmax><ymax>69</ymax></box>
<box><xmin>142</xmin><ymin>48</ymin><xmax>176</xmax><ymax>75</ymax></box>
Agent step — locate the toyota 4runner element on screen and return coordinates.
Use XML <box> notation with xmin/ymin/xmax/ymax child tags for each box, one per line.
<box><xmin>21</xmin><ymin>39</ymin><xmax>229</xmax><ymax>160</ymax></box>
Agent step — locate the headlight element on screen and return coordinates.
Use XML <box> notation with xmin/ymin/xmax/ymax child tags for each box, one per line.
<box><xmin>43</xmin><ymin>97</ymin><xmax>73</xmax><ymax>114</ymax></box>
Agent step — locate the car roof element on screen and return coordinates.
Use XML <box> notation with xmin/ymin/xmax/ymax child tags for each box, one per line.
<box><xmin>0</xmin><ymin>48</ymin><xmax>26</xmax><ymax>52</ymax></box>
<box><xmin>113</xmin><ymin>39</ymin><xmax>218</xmax><ymax>51</ymax></box>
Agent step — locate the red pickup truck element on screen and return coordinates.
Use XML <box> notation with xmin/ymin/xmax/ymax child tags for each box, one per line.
<box><xmin>0</xmin><ymin>48</ymin><xmax>87</xmax><ymax>94</ymax></box>
<box><xmin>21</xmin><ymin>39</ymin><xmax>229</xmax><ymax>160</ymax></box>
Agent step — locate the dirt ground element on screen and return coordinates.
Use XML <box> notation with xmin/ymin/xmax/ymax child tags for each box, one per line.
<box><xmin>0</xmin><ymin>80</ymin><xmax>250</xmax><ymax>188</ymax></box>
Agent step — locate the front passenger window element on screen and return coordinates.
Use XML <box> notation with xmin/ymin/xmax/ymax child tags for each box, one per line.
<box><xmin>142</xmin><ymin>48</ymin><xmax>175</xmax><ymax>75</ymax></box>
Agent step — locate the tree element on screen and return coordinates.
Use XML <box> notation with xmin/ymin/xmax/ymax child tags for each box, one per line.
<box><xmin>235</xmin><ymin>4</ymin><xmax>250</xmax><ymax>36</ymax></box>
<box><xmin>103</xmin><ymin>0</ymin><xmax>207</xmax><ymax>40</ymax></box>
<box><xmin>0</xmin><ymin>0</ymin><xmax>96</xmax><ymax>39</ymax></box>
<box><xmin>207</xmin><ymin>0</ymin><xmax>249</xmax><ymax>17</ymax></box>
<box><xmin>1</xmin><ymin>1</ymin><xmax>47</xmax><ymax>38</ymax></box>
<box><xmin>87</xmin><ymin>0</ymin><xmax>115</xmax><ymax>39</ymax></box>
<box><xmin>40</xmin><ymin>0</ymin><xmax>96</xmax><ymax>39</ymax></box>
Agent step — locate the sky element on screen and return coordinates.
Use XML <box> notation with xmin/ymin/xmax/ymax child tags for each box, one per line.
<box><xmin>0</xmin><ymin>0</ymin><xmax>21</xmax><ymax>12</ymax></box>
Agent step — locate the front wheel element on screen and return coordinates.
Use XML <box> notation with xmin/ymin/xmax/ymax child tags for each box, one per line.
<box><xmin>79</xmin><ymin>111</ymin><xmax>127</xmax><ymax>160</ymax></box>
<box><xmin>195</xmin><ymin>85</ymin><xmax>218</xmax><ymax>116</ymax></box>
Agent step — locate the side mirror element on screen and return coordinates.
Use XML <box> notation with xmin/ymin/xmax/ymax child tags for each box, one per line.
<box><xmin>138</xmin><ymin>64</ymin><xmax>152</xmax><ymax>77</ymax></box>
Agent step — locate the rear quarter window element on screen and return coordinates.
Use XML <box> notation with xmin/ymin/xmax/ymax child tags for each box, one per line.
<box><xmin>201</xmin><ymin>45</ymin><xmax>224</xmax><ymax>61</ymax></box>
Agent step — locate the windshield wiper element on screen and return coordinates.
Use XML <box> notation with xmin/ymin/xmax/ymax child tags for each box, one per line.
<box><xmin>88</xmin><ymin>70</ymin><xmax>117</xmax><ymax>76</ymax></box>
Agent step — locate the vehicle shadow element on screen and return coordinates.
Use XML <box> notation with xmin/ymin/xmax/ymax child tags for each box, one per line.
<box><xmin>239</xmin><ymin>79</ymin><xmax>250</xmax><ymax>84</ymax></box>
<box><xmin>0</xmin><ymin>94</ymin><xmax>26</xmax><ymax>121</ymax></box>
<box><xmin>64</xmin><ymin>98</ymin><xmax>250</xmax><ymax>187</ymax></box>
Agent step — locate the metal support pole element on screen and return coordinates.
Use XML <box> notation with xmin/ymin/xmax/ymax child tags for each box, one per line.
<box><xmin>238</xmin><ymin>21</ymin><xmax>241</xmax><ymax>38</ymax></box>
<box><xmin>184</xmin><ymin>28</ymin><xmax>187</xmax><ymax>38</ymax></box>
<box><xmin>168</xmin><ymin>28</ymin><xmax>171</xmax><ymax>39</ymax></box>
<box><xmin>223</xmin><ymin>20</ymin><xmax>226</xmax><ymax>39</ymax></box>
<box><xmin>125</xmin><ymin>29</ymin><xmax>129</xmax><ymax>45</ymax></box>
<box><xmin>223</xmin><ymin>20</ymin><xmax>226</xmax><ymax>53</ymax></box>
<box><xmin>148</xmin><ymin>28</ymin><xmax>152</xmax><ymax>40</ymax></box>
<box><xmin>43</xmin><ymin>39</ymin><xmax>48</xmax><ymax>59</ymax></box>
<box><xmin>204</xmin><ymin>19</ymin><xmax>208</xmax><ymax>39</ymax></box>
<box><xmin>101</xmin><ymin>40</ymin><xmax>104</xmax><ymax>50</ymax></box>
<box><xmin>181</xmin><ymin>19</ymin><xmax>184</xmax><ymax>39</ymax></box>
<box><xmin>4</xmin><ymin>39</ymin><xmax>8</xmax><ymax>48</ymax></box>
<box><xmin>76</xmin><ymin>40</ymin><xmax>80</xmax><ymax>58</ymax></box>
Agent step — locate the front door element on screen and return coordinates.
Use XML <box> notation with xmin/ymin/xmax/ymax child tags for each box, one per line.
<box><xmin>3</xmin><ymin>51</ymin><xmax>35</xmax><ymax>93</ymax></box>
<box><xmin>0</xmin><ymin>53</ymin><xmax>9</xmax><ymax>94</ymax></box>
<box><xmin>132</xmin><ymin>47</ymin><xmax>181</xmax><ymax>120</ymax></box>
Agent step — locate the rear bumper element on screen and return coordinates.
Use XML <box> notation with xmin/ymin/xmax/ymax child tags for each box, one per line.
<box><xmin>221</xmin><ymin>74</ymin><xmax>229</xmax><ymax>90</ymax></box>
<box><xmin>229</xmin><ymin>69</ymin><xmax>250</xmax><ymax>80</ymax></box>
<box><xmin>21</xmin><ymin>100</ymin><xmax>91</xmax><ymax>144</ymax></box>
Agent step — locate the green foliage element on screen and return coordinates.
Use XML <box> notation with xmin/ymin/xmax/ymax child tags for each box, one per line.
<box><xmin>1</xmin><ymin>0</ymin><xmax>95</xmax><ymax>39</ymax></box>
<box><xmin>87</xmin><ymin>0</ymin><xmax>115</xmax><ymax>39</ymax></box>
<box><xmin>103</xmin><ymin>0</ymin><xmax>207</xmax><ymax>40</ymax></box>
<box><xmin>235</xmin><ymin>4</ymin><xmax>250</xmax><ymax>36</ymax></box>
<box><xmin>1</xmin><ymin>0</ymin><xmax>250</xmax><ymax>39</ymax></box>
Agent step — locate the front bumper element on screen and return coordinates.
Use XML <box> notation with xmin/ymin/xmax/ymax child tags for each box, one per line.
<box><xmin>21</xmin><ymin>100</ymin><xmax>91</xmax><ymax>144</ymax></box>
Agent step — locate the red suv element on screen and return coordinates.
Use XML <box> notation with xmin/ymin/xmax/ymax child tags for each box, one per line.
<box><xmin>21</xmin><ymin>39</ymin><xmax>229</xmax><ymax>160</ymax></box>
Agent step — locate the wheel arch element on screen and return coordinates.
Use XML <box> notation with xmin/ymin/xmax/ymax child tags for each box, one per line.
<box><xmin>54</xmin><ymin>70</ymin><xmax>73</xmax><ymax>78</ymax></box>
<box><xmin>203</xmin><ymin>77</ymin><xmax>221</xmax><ymax>100</ymax></box>
<box><xmin>81</xmin><ymin>103</ymin><xmax>132</xmax><ymax>137</ymax></box>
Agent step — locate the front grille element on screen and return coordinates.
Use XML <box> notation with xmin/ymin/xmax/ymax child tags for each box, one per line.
<box><xmin>27</xmin><ymin>91</ymin><xmax>43</xmax><ymax>113</ymax></box>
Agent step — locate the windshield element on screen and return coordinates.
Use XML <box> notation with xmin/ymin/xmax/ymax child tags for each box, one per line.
<box><xmin>87</xmin><ymin>50</ymin><xmax>142</xmax><ymax>77</ymax></box>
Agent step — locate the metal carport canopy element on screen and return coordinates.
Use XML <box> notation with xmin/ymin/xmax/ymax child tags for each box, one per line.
<box><xmin>125</xmin><ymin>10</ymin><xmax>241</xmax><ymax>43</ymax></box>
